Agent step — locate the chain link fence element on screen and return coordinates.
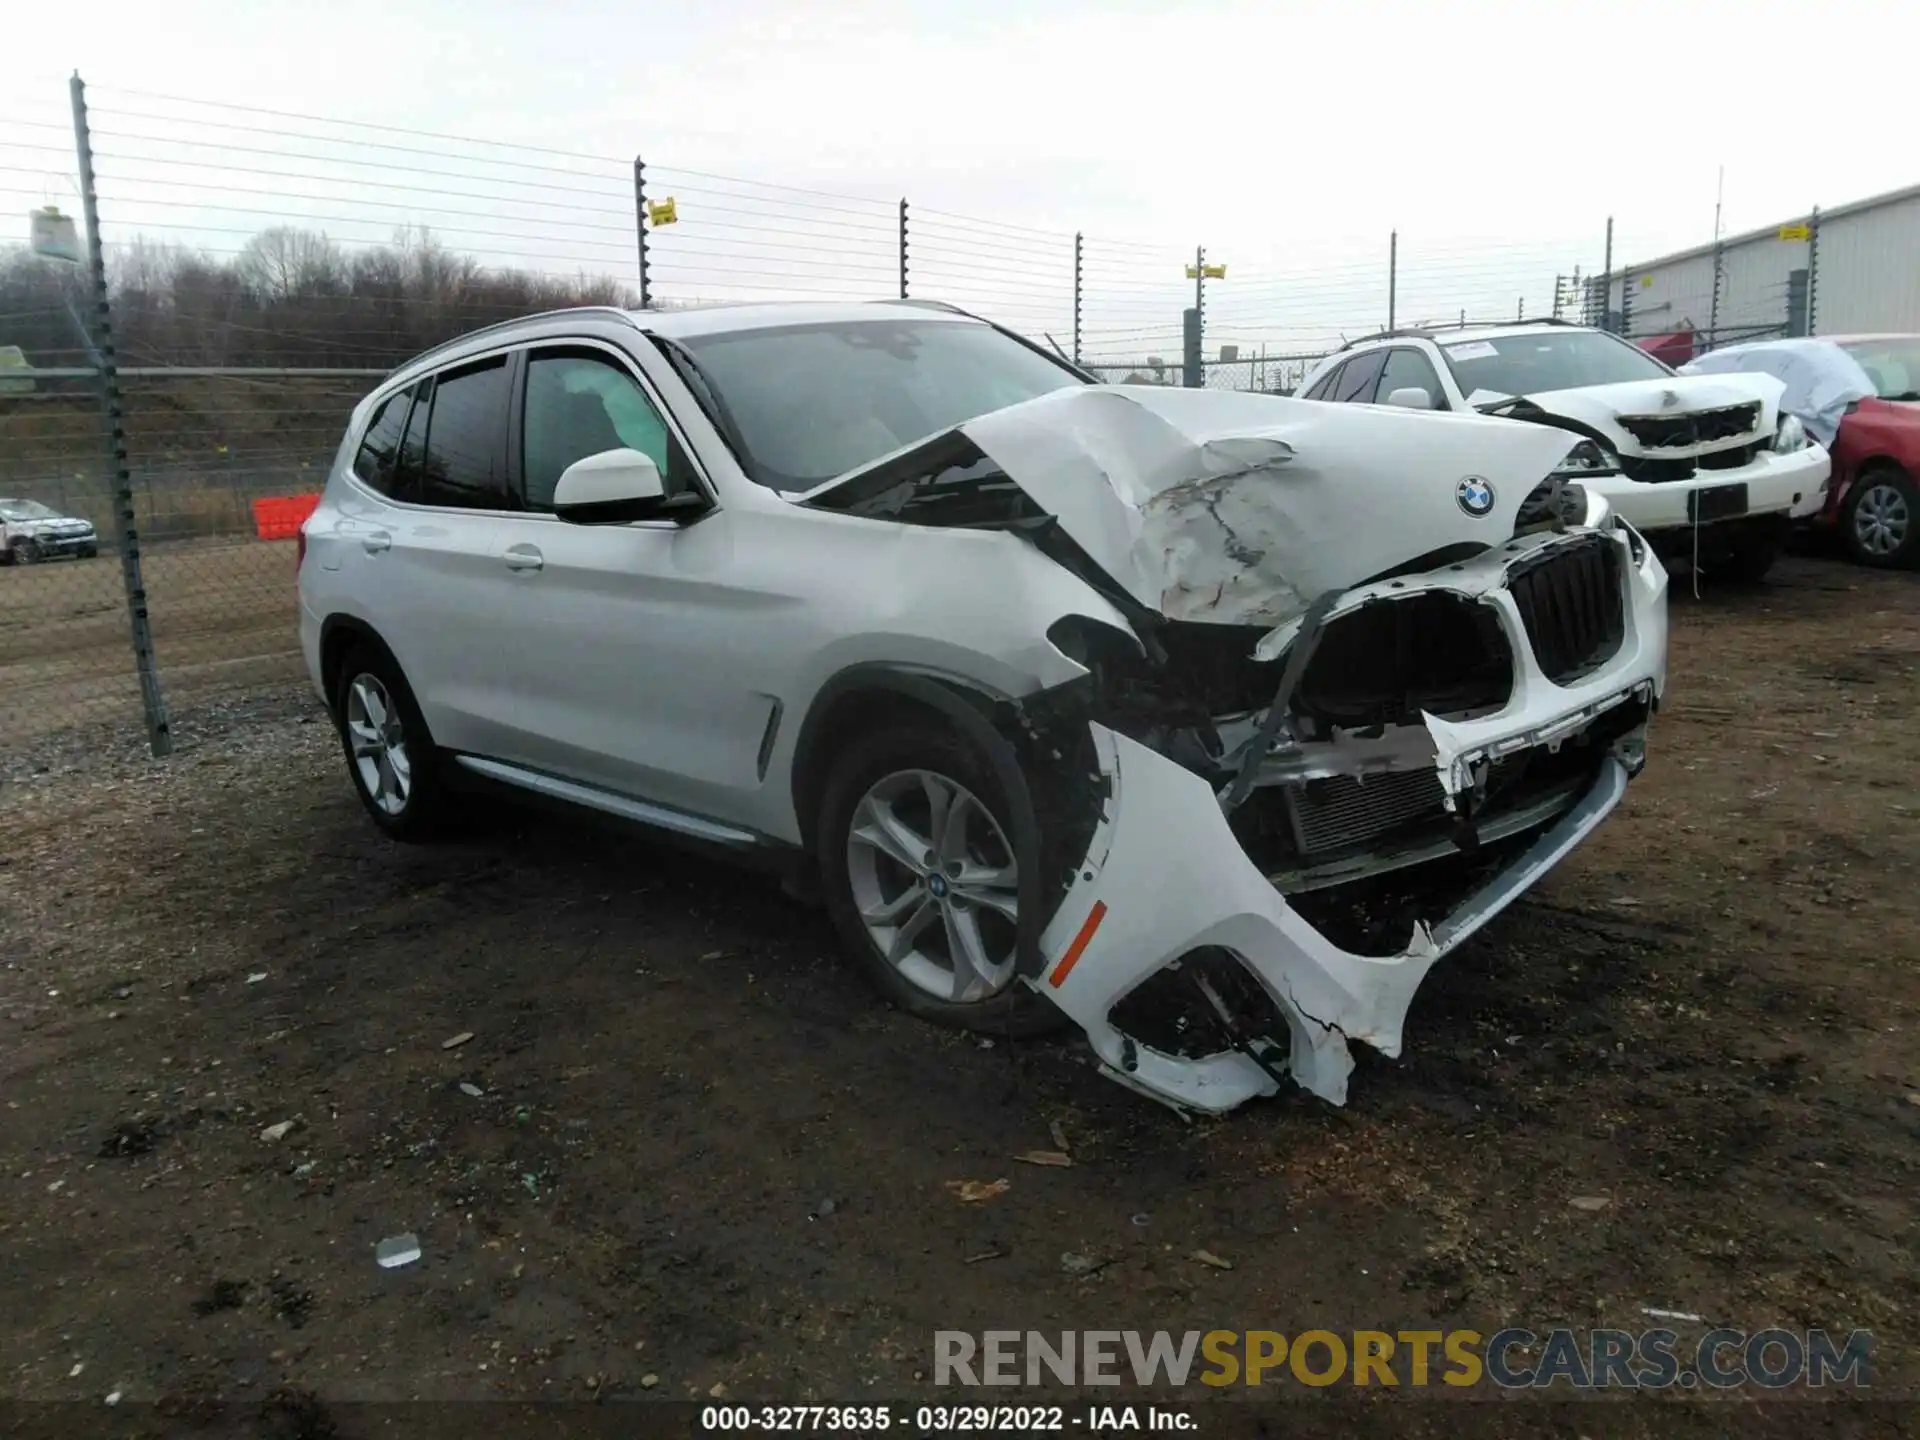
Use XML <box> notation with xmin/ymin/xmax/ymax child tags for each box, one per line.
<box><xmin>0</xmin><ymin>76</ymin><xmax>1901</xmax><ymax>756</ymax></box>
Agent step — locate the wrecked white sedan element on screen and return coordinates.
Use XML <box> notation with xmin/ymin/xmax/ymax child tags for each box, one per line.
<box><xmin>299</xmin><ymin>300</ymin><xmax>1667</xmax><ymax>1116</ymax></box>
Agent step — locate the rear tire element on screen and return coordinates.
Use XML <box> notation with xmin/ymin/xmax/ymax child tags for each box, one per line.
<box><xmin>815</xmin><ymin>723</ymin><xmax>1065</xmax><ymax>1039</ymax></box>
<box><xmin>13</xmin><ymin>539</ymin><xmax>39</xmax><ymax>565</ymax></box>
<box><xmin>1841</xmin><ymin>465</ymin><xmax>1918</xmax><ymax>568</ymax></box>
<box><xmin>331</xmin><ymin>643</ymin><xmax>451</xmax><ymax>841</ymax></box>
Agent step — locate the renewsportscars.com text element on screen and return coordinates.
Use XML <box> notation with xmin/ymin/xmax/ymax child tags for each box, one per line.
<box><xmin>934</xmin><ymin>1328</ymin><xmax>1872</xmax><ymax>1390</ymax></box>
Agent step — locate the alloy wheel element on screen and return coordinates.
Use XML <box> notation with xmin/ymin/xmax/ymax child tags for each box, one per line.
<box><xmin>844</xmin><ymin>768</ymin><xmax>1020</xmax><ymax>1004</ymax></box>
<box><xmin>344</xmin><ymin>673</ymin><xmax>412</xmax><ymax>816</ymax></box>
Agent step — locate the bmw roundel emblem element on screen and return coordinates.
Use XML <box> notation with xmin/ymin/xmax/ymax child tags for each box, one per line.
<box><xmin>1456</xmin><ymin>476</ymin><xmax>1496</xmax><ymax>517</ymax></box>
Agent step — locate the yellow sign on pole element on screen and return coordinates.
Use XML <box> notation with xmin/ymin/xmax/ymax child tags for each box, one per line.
<box><xmin>1184</xmin><ymin>263</ymin><xmax>1228</xmax><ymax>279</ymax></box>
<box><xmin>1777</xmin><ymin>223</ymin><xmax>1810</xmax><ymax>242</ymax></box>
<box><xmin>647</xmin><ymin>197</ymin><xmax>679</xmax><ymax>227</ymax></box>
<box><xmin>29</xmin><ymin>206</ymin><xmax>81</xmax><ymax>264</ymax></box>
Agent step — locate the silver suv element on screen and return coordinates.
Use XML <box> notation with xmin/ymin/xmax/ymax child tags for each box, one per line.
<box><xmin>298</xmin><ymin>300</ymin><xmax>1669</xmax><ymax>1114</ymax></box>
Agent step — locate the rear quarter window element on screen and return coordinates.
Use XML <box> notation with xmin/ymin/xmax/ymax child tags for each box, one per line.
<box><xmin>352</xmin><ymin>387</ymin><xmax>415</xmax><ymax>494</ymax></box>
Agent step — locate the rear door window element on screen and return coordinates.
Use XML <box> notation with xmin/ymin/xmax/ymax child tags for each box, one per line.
<box><xmin>1331</xmin><ymin>349</ymin><xmax>1388</xmax><ymax>404</ymax></box>
<box><xmin>417</xmin><ymin>357</ymin><xmax>512</xmax><ymax>509</ymax></box>
<box><xmin>1301</xmin><ymin>360</ymin><xmax>1346</xmax><ymax>401</ymax></box>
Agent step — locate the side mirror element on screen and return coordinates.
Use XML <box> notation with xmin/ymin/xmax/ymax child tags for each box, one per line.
<box><xmin>552</xmin><ymin>448</ymin><xmax>702</xmax><ymax>524</ymax></box>
<box><xmin>1383</xmin><ymin>386</ymin><xmax>1434</xmax><ymax>410</ymax></box>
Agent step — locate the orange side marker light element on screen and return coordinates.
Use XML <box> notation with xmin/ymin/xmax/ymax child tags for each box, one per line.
<box><xmin>1048</xmin><ymin>901</ymin><xmax>1108</xmax><ymax>988</ymax></box>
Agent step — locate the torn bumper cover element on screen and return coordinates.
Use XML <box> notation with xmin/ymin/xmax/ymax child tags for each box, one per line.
<box><xmin>1029</xmin><ymin>525</ymin><xmax>1665</xmax><ymax>1113</ymax></box>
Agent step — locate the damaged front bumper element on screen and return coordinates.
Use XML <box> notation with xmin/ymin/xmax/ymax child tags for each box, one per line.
<box><xmin>1028</xmin><ymin>524</ymin><xmax>1666</xmax><ymax>1115</ymax></box>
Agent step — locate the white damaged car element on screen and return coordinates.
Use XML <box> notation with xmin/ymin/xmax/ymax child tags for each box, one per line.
<box><xmin>1297</xmin><ymin>321</ymin><xmax>1830</xmax><ymax>583</ymax></box>
<box><xmin>298</xmin><ymin>301</ymin><xmax>1668</xmax><ymax>1114</ymax></box>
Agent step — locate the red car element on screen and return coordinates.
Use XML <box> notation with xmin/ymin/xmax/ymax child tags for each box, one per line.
<box><xmin>1685</xmin><ymin>334</ymin><xmax>1920</xmax><ymax>567</ymax></box>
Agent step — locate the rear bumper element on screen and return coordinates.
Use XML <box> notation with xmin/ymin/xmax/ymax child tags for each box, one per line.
<box><xmin>1587</xmin><ymin>444</ymin><xmax>1829</xmax><ymax>534</ymax></box>
<box><xmin>1029</xmin><ymin>526</ymin><xmax>1667</xmax><ymax>1114</ymax></box>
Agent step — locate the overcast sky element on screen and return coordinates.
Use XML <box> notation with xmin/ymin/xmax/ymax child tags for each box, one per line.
<box><xmin>5</xmin><ymin>0</ymin><xmax>1912</xmax><ymax>373</ymax></box>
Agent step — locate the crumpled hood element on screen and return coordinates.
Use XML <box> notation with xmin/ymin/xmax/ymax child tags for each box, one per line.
<box><xmin>949</xmin><ymin>385</ymin><xmax>1579</xmax><ymax>628</ymax></box>
<box><xmin>1510</xmin><ymin>372</ymin><xmax>1783</xmax><ymax>449</ymax></box>
<box><xmin>1680</xmin><ymin>339</ymin><xmax>1873</xmax><ymax>447</ymax></box>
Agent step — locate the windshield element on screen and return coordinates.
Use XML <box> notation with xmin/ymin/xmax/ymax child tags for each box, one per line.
<box><xmin>675</xmin><ymin>318</ymin><xmax>1082</xmax><ymax>491</ymax></box>
<box><xmin>1838</xmin><ymin>338</ymin><xmax>1920</xmax><ymax>401</ymax></box>
<box><xmin>0</xmin><ymin>499</ymin><xmax>59</xmax><ymax>521</ymax></box>
<box><xmin>1440</xmin><ymin>329</ymin><xmax>1672</xmax><ymax>402</ymax></box>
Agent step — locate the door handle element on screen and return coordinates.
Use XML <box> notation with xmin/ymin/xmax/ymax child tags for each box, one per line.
<box><xmin>361</xmin><ymin>531</ymin><xmax>391</xmax><ymax>555</ymax></box>
<box><xmin>503</xmin><ymin>544</ymin><xmax>544</xmax><ymax>573</ymax></box>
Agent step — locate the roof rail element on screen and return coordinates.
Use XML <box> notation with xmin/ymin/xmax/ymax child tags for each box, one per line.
<box><xmin>885</xmin><ymin>298</ymin><xmax>969</xmax><ymax>315</ymax></box>
<box><xmin>1336</xmin><ymin>315</ymin><xmax>1582</xmax><ymax>353</ymax></box>
<box><xmin>391</xmin><ymin>305</ymin><xmax>638</xmax><ymax>375</ymax></box>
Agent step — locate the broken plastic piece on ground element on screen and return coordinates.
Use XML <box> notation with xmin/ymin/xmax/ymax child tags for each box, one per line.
<box><xmin>245</xmin><ymin>972</ymin><xmax>267</xmax><ymax>984</ymax></box>
<box><xmin>1013</xmin><ymin>1150</ymin><xmax>1071</xmax><ymax>1167</ymax></box>
<box><xmin>457</xmin><ymin>1082</ymin><xmax>483</xmax><ymax>1098</ymax></box>
<box><xmin>944</xmin><ymin>1178</ymin><xmax>1010</xmax><ymax>1203</ymax></box>
<box><xmin>964</xmin><ymin>1248</ymin><xmax>1006</xmax><ymax>1265</ymax></box>
<box><xmin>259</xmin><ymin>1120</ymin><xmax>295</xmax><ymax>1142</ymax></box>
<box><xmin>1060</xmin><ymin>1252</ymin><xmax>1108</xmax><ymax>1276</ymax></box>
<box><xmin>1191</xmin><ymin>1249</ymin><xmax>1234</xmax><ymax>1270</ymax></box>
<box><xmin>375</xmin><ymin>1233</ymin><xmax>422</xmax><ymax>1269</ymax></box>
<box><xmin>1569</xmin><ymin>1195</ymin><xmax>1612</xmax><ymax>1211</ymax></box>
<box><xmin>441</xmin><ymin>1031</ymin><xmax>474</xmax><ymax>1050</ymax></box>
<box><xmin>1640</xmin><ymin>1305</ymin><xmax>1704</xmax><ymax>1323</ymax></box>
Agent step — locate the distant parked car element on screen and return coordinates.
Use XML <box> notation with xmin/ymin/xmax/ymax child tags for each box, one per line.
<box><xmin>1684</xmin><ymin>335</ymin><xmax>1920</xmax><ymax>567</ymax></box>
<box><xmin>0</xmin><ymin>498</ymin><xmax>98</xmax><ymax>564</ymax></box>
<box><xmin>1296</xmin><ymin>320</ymin><xmax>1829</xmax><ymax>583</ymax></box>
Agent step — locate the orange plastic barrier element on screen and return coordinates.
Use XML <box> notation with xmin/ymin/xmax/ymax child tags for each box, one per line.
<box><xmin>253</xmin><ymin>493</ymin><xmax>322</xmax><ymax>541</ymax></box>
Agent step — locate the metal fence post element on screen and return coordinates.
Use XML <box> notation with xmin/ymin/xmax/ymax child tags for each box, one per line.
<box><xmin>1387</xmin><ymin>229</ymin><xmax>1397</xmax><ymax>331</ymax></box>
<box><xmin>1708</xmin><ymin>233</ymin><xmax>1723</xmax><ymax>351</ymax></box>
<box><xmin>70</xmin><ymin>72</ymin><xmax>171</xmax><ymax>757</ymax></box>
<box><xmin>1621</xmin><ymin>262</ymin><xmax>1634</xmax><ymax>340</ymax></box>
<box><xmin>898</xmin><ymin>199</ymin><xmax>909</xmax><ymax>300</ymax></box>
<box><xmin>1072</xmin><ymin>231</ymin><xmax>1082</xmax><ymax>364</ymax></box>
<box><xmin>1807</xmin><ymin>205</ymin><xmax>1821</xmax><ymax>336</ymax></box>
<box><xmin>1192</xmin><ymin>244</ymin><xmax>1205</xmax><ymax>387</ymax></box>
<box><xmin>633</xmin><ymin>157</ymin><xmax>650</xmax><ymax>308</ymax></box>
<box><xmin>1602</xmin><ymin>217</ymin><xmax>1614</xmax><ymax>332</ymax></box>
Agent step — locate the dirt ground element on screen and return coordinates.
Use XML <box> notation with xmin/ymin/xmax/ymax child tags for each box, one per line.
<box><xmin>0</xmin><ymin>539</ymin><xmax>302</xmax><ymax>744</ymax></box>
<box><xmin>2</xmin><ymin>553</ymin><xmax>1917</xmax><ymax>1435</ymax></box>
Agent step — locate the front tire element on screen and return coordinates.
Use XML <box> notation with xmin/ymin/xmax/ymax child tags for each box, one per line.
<box><xmin>332</xmin><ymin>643</ymin><xmax>450</xmax><ymax>841</ymax></box>
<box><xmin>1701</xmin><ymin>518</ymin><xmax>1785</xmax><ymax>584</ymax></box>
<box><xmin>1842</xmin><ymin>465</ymin><xmax>1918</xmax><ymax>568</ymax></box>
<box><xmin>815</xmin><ymin>724</ymin><xmax>1064</xmax><ymax>1038</ymax></box>
<box><xmin>13</xmin><ymin>539</ymin><xmax>39</xmax><ymax>565</ymax></box>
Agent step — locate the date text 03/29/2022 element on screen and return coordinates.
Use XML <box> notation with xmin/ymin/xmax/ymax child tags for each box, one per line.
<box><xmin>699</xmin><ymin>1405</ymin><xmax>1192</xmax><ymax>1432</ymax></box>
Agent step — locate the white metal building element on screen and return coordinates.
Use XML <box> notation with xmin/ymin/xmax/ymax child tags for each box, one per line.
<box><xmin>1598</xmin><ymin>180</ymin><xmax>1920</xmax><ymax>343</ymax></box>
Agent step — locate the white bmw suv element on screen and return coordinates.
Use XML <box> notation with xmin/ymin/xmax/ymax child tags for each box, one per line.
<box><xmin>1297</xmin><ymin>321</ymin><xmax>1831</xmax><ymax>582</ymax></box>
<box><xmin>299</xmin><ymin>300</ymin><xmax>1669</xmax><ymax>1114</ymax></box>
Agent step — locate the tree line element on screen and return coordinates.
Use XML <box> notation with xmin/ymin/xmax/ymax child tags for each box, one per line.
<box><xmin>1</xmin><ymin>225</ymin><xmax>639</xmax><ymax>371</ymax></box>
